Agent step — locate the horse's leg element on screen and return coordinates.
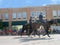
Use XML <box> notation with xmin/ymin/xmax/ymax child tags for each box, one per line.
<box><xmin>45</xmin><ymin>29</ymin><xmax>50</xmax><ymax>37</ymax></box>
<box><xmin>34</xmin><ymin>30</ymin><xmax>36</xmax><ymax>37</ymax></box>
<box><xmin>31</xmin><ymin>30</ymin><xmax>37</xmax><ymax>37</ymax></box>
<box><xmin>27</xmin><ymin>29</ymin><xmax>29</xmax><ymax>35</ymax></box>
<box><xmin>28</xmin><ymin>29</ymin><xmax>31</xmax><ymax>37</ymax></box>
<box><xmin>38</xmin><ymin>31</ymin><xmax>41</xmax><ymax>38</ymax></box>
<box><xmin>29</xmin><ymin>30</ymin><xmax>34</xmax><ymax>38</ymax></box>
<box><xmin>35</xmin><ymin>30</ymin><xmax>40</xmax><ymax>38</ymax></box>
<box><xmin>20</xmin><ymin>29</ymin><xmax>24</xmax><ymax>36</ymax></box>
<box><xmin>46</xmin><ymin>33</ymin><xmax>50</xmax><ymax>37</ymax></box>
<box><xmin>37</xmin><ymin>32</ymin><xmax>40</xmax><ymax>38</ymax></box>
<box><xmin>43</xmin><ymin>31</ymin><xmax>50</xmax><ymax>37</ymax></box>
<box><xmin>38</xmin><ymin>30</ymin><xmax>43</xmax><ymax>38</ymax></box>
<box><xmin>28</xmin><ymin>29</ymin><xmax>32</xmax><ymax>37</ymax></box>
<box><xmin>30</xmin><ymin>30</ymin><xmax>34</xmax><ymax>36</ymax></box>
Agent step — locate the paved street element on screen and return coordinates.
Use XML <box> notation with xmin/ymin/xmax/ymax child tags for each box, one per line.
<box><xmin>0</xmin><ymin>34</ymin><xmax>60</xmax><ymax>45</ymax></box>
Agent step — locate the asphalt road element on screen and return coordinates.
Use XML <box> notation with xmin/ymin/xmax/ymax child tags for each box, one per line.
<box><xmin>0</xmin><ymin>34</ymin><xmax>60</xmax><ymax>45</ymax></box>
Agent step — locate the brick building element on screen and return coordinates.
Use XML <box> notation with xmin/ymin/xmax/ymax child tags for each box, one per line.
<box><xmin>0</xmin><ymin>5</ymin><xmax>60</xmax><ymax>30</ymax></box>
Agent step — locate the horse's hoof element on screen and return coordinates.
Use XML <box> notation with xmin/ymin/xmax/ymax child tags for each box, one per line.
<box><xmin>31</xmin><ymin>36</ymin><xmax>33</xmax><ymax>38</ymax></box>
<box><xmin>48</xmin><ymin>36</ymin><xmax>50</xmax><ymax>38</ymax></box>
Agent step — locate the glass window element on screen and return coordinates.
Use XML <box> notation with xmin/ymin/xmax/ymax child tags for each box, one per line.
<box><xmin>41</xmin><ymin>11</ymin><xmax>46</xmax><ymax>17</ymax></box>
<box><xmin>31</xmin><ymin>12</ymin><xmax>35</xmax><ymax>18</ymax></box>
<box><xmin>12</xmin><ymin>13</ymin><xmax>16</xmax><ymax>19</ymax></box>
<box><xmin>17</xmin><ymin>12</ymin><xmax>21</xmax><ymax>19</ymax></box>
<box><xmin>58</xmin><ymin>10</ymin><xmax>60</xmax><ymax>16</ymax></box>
<box><xmin>36</xmin><ymin>11</ymin><xmax>46</xmax><ymax>18</ymax></box>
<box><xmin>36</xmin><ymin>11</ymin><xmax>40</xmax><ymax>17</ymax></box>
<box><xmin>52</xmin><ymin>10</ymin><xmax>57</xmax><ymax>17</ymax></box>
<box><xmin>22</xmin><ymin>12</ymin><xmax>27</xmax><ymax>19</ymax></box>
<box><xmin>4</xmin><ymin>13</ymin><xmax>8</xmax><ymax>20</ymax></box>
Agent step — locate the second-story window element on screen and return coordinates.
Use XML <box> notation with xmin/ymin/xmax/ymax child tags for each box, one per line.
<box><xmin>31</xmin><ymin>11</ymin><xmax>35</xmax><ymax>18</ymax></box>
<box><xmin>41</xmin><ymin>11</ymin><xmax>46</xmax><ymax>18</ymax></box>
<box><xmin>22</xmin><ymin>12</ymin><xmax>27</xmax><ymax>19</ymax></box>
<box><xmin>58</xmin><ymin>10</ymin><xmax>60</xmax><ymax>17</ymax></box>
<box><xmin>12</xmin><ymin>13</ymin><xmax>16</xmax><ymax>19</ymax></box>
<box><xmin>52</xmin><ymin>10</ymin><xmax>57</xmax><ymax>17</ymax></box>
<box><xmin>36</xmin><ymin>11</ymin><xmax>40</xmax><ymax>18</ymax></box>
<box><xmin>17</xmin><ymin>12</ymin><xmax>21</xmax><ymax>19</ymax></box>
<box><xmin>4</xmin><ymin>13</ymin><xmax>8</xmax><ymax>20</ymax></box>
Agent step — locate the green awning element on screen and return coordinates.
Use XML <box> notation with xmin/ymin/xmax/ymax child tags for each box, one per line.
<box><xmin>57</xmin><ymin>19</ymin><xmax>60</xmax><ymax>23</ymax></box>
<box><xmin>0</xmin><ymin>20</ymin><xmax>3</xmax><ymax>29</ymax></box>
<box><xmin>12</xmin><ymin>21</ymin><xmax>27</xmax><ymax>26</ymax></box>
<box><xmin>3</xmin><ymin>22</ymin><xmax>9</xmax><ymax>27</ymax></box>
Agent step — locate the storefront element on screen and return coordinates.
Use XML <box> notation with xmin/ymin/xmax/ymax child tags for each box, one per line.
<box><xmin>11</xmin><ymin>21</ymin><xmax>27</xmax><ymax>30</ymax></box>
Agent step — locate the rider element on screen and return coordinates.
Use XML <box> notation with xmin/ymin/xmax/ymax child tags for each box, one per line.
<box><xmin>29</xmin><ymin>17</ymin><xmax>33</xmax><ymax>35</ymax></box>
<box><xmin>29</xmin><ymin>17</ymin><xmax>32</xmax><ymax>24</ymax></box>
<box><xmin>39</xmin><ymin>13</ymin><xmax>50</xmax><ymax>37</ymax></box>
<box><xmin>39</xmin><ymin>12</ymin><xmax>44</xmax><ymax>23</ymax></box>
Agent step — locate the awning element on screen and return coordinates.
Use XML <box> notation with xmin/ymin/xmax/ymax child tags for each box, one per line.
<box><xmin>0</xmin><ymin>20</ymin><xmax>3</xmax><ymax>29</ymax></box>
<box><xmin>3</xmin><ymin>22</ymin><xmax>9</xmax><ymax>27</ymax></box>
<box><xmin>50</xmin><ymin>19</ymin><xmax>60</xmax><ymax>23</ymax></box>
<box><xmin>12</xmin><ymin>21</ymin><xmax>27</xmax><ymax>26</ymax></box>
<box><xmin>57</xmin><ymin>19</ymin><xmax>60</xmax><ymax>23</ymax></box>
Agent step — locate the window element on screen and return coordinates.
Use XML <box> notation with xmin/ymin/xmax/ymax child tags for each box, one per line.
<box><xmin>36</xmin><ymin>11</ymin><xmax>40</xmax><ymax>17</ymax></box>
<box><xmin>12</xmin><ymin>13</ymin><xmax>16</xmax><ymax>19</ymax></box>
<box><xmin>36</xmin><ymin>11</ymin><xmax>46</xmax><ymax>18</ymax></box>
<box><xmin>22</xmin><ymin>12</ymin><xmax>27</xmax><ymax>19</ymax></box>
<box><xmin>41</xmin><ymin>11</ymin><xmax>46</xmax><ymax>17</ymax></box>
<box><xmin>31</xmin><ymin>12</ymin><xmax>35</xmax><ymax>18</ymax></box>
<box><xmin>17</xmin><ymin>12</ymin><xmax>21</xmax><ymax>19</ymax></box>
<box><xmin>52</xmin><ymin>10</ymin><xmax>57</xmax><ymax>17</ymax></box>
<box><xmin>58</xmin><ymin>10</ymin><xmax>60</xmax><ymax>17</ymax></box>
<box><xmin>4</xmin><ymin>13</ymin><xmax>8</xmax><ymax>20</ymax></box>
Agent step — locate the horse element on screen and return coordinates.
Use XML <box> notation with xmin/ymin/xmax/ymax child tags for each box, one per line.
<box><xmin>20</xmin><ymin>20</ymin><xmax>52</xmax><ymax>38</ymax></box>
<box><xmin>20</xmin><ymin>22</ymin><xmax>41</xmax><ymax>37</ymax></box>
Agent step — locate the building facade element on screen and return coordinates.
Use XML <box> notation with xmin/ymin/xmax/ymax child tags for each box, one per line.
<box><xmin>0</xmin><ymin>5</ymin><xmax>60</xmax><ymax>30</ymax></box>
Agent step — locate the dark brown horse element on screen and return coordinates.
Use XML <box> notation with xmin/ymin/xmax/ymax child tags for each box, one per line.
<box><xmin>21</xmin><ymin>22</ymin><xmax>41</xmax><ymax>36</ymax></box>
<box><xmin>21</xmin><ymin>20</ymin><xmax>52</xmax><ymax>37</ymax></box>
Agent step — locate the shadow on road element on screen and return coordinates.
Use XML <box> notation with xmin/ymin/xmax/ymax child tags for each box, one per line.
<box><xmin>13</xmin><ymin>36</ymin><xmax>29</xmax><ymax>39</ymax></box>
<box><xmin>20</xmin><ymin>38</ymin><xmax>53</xmax><ymax>43</ymax></box>
<box><xmin>13</xmin><ymin>36</ymin><xmax>54</xmax><ymax>43</ymax></box>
